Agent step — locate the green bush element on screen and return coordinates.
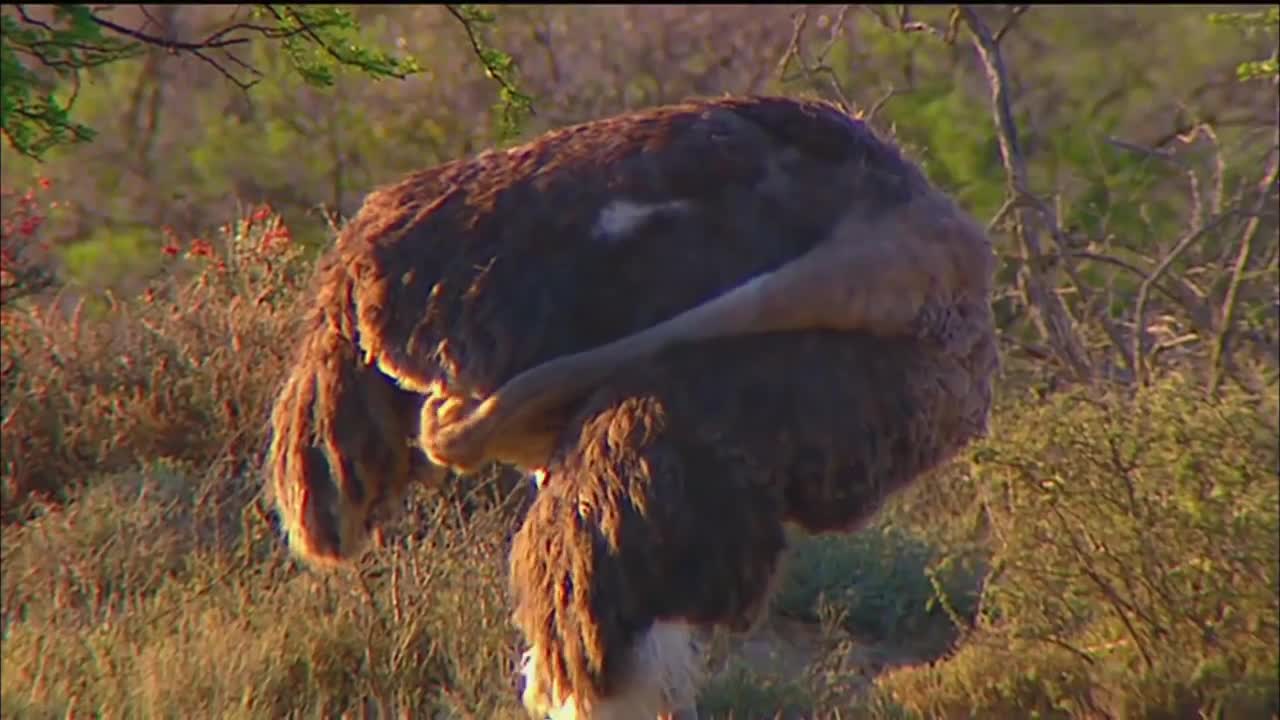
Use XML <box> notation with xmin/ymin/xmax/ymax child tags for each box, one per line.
<box><xmin>876</xmin><ymin>376</ymin><xmax>1280</xmax><ymax>719</ymax></box>
<box><xmin>774</xmin><ymin>525</ymin><xmax>984</xmax><ymax>654</ymax></box>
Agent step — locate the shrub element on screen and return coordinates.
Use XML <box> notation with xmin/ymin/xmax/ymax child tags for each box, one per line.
<box><xmin>774</xmin><ymin>525</ymin><xmax>984</xmax><ymax>656</ymax></box>
<box><xmin>0</xmin><ymin>178</ymin><xmax>60</xmax><ymax>311</ymax></box>
<box><xmin>876</xmin><ymin>375</ymin><xmax>1280</xmax><ymax>719</ymax></box>
<box><xmin>0</xmin><ymin>206</ymin><xmax>312</xmax><ymax>521</ymax></box>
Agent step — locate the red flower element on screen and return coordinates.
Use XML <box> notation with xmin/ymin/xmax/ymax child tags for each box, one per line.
<box><xmin>162</xmin><ymin>243</ymin><xmax>180</xmax><ymax>257</ymax></box>
<box><xmin>261</xmin><ymin>224</ymin><xmax>293</xmax><ymax>250</ymax></box>
<box><xmin>37</xmin><ymin>177</ymin><xmax>52</xmax><ymax>190</ymax></box>
<box><xmin>187</xmin><ymin>238</ymin><xmax>215</xmax><ymax>258</ymax></box>
<box><xmin>251</xmin><ymin>204</ymin><xmax>273</xmax><ymax>223</ymax></box>
<box><xmin>17</xmin><ymin>217</ymin><xmax>42</xmax><ymax>237</ymax></box>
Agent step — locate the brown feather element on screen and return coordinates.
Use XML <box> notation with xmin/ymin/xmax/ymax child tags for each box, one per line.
<box><xmin>267</xmin><ymin>253</ymin><xmax>438</xmax><ymax>566</ymax></box>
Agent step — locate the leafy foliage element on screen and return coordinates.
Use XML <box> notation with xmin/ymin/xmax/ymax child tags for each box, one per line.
<box><xmin>0</xmin><ymin>4</ymin><xmax>540</xmax><ymax>162</ymax></box>
<box><xmin>0</xmin><ymin>4</ymin><xmax>426</xmax><ymax>161</ymax></box>
<box><xmin>1209</xmin><ymin>7</ymin><xmax>1280</xmax><ymax>81</ymax></box>
<box><xmin>0</xmin><ymin>7</ymin><xmax>136</xmax><ymax>158</ymax></box>
<box><xmin>444</xmin><ymin>4</ymin><xmax>534</xmax><ymax>142</ymax></box>
<box><xmin>774</xmin><ymin>525</ymin><xmax>983</xmax><ymax>649</ymax></box>
<box><xmin>251</xmin><ymin>5</ymin><xmax>422</xmax><ymax>88</ymax></box>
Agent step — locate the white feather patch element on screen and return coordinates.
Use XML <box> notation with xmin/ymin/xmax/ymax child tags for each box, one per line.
<box><xmin>592</xmin><ymin>200</ymin><xmax>690</xmax><ymax>244</ymax></box>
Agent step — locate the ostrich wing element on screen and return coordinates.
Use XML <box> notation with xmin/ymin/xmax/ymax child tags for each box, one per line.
<box><xmin>428</xmin><ymin>185</ymin><xmax>993</xmax><ymax>470</ymax></box>
<box><xmin>343</xmin><ymin>98</ymin><xmax>904</xmax><ymax>390</ymax></box>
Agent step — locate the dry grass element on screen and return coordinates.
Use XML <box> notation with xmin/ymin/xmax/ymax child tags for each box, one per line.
<box><xmin>1</xmin><ymin>465</ymin><xmax>525</xmax><ymax>719</ymax></box>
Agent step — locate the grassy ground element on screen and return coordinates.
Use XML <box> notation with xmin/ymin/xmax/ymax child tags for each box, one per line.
<box><xmin>2</xmin><ymin>216</ymin><xmax>1277</xmax><ymax>719</ymax></box>
<box><xmin>2</xmin><ymin>376</ymin><xmax>1276</xmax><ymax>719</ymax></box>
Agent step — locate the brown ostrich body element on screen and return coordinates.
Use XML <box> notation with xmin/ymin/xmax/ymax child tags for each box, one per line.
<box><xmin>266</xmin><ymin>95</ymin><xmax>998</xmax><ymax>718</ymax></box>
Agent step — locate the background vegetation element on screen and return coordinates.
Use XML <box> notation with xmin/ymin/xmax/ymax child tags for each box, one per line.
<box><xmin>2</xmin><ymin>4</ymin><xmax>1277</xmax><ymax>719</ymax></box>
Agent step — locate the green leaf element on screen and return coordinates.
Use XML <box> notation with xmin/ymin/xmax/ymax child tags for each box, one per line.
<box><xmin>0</xmin><ymin>4</ymin><xmax>424</xmax><ymax>160</ymax></box>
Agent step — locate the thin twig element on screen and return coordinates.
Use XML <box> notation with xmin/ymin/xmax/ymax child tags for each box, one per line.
<box><xmin>1105</xmin><ymin>137</ymin><xmax>1186</xmax><ymax>168</ymax></box>
<box><xmin>993</xmin><ymin>5</ymin><xmax>1029</xmax><ymax>44</ymax></box>
<box><xmin>88</xmin><ymin>13</ymin><xmax>252</xmax><ymax>50</ymax></box>
<box><xmin>775</xmin><ymin>9</ymin><xmax>807</xmax><ymax>80</ymax></box>
<box><xmin>816</xmin><ymin>5</ymin><xmax>852</xmax><ymax>60</ymax></box>
<box><xmin>1067</xmin><ymin>252</ymin><xmax>1182</xmax><ymax>307</ymax></box>
<box><xmin>443</xmin><ymin>5</ymin><xmax>535</xmax><ymax>115</ymax></box>
<box><xmin>862</xmin><ymin>84</ymin><xmax>898</xmax><ymax>124</ymax></box>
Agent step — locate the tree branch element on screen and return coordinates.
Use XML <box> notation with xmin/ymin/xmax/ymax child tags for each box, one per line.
<box><xmin>87</xmin><ymin>13</ymin><xmax>252</xmax><ymax>51</ymax></box>
<box><xmin>444</xmin><ymin>5</ymin><xmax>535</xmax><ymax>113</ymax></box>
<box><xmin>1209</xmin><ymin>136</ymin><xmax>1280</xmax><ymax>394</ymax></box>
<box><xmin>958</xmin><ymin>5</ymin><xmax>1094</xmax><ymax>381</ymax></box>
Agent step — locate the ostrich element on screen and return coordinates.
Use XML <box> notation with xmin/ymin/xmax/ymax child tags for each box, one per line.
<box><xmin>267</xmin><ymin>95</ymin><xmax>998</xmax><ymax>719</ymax></box>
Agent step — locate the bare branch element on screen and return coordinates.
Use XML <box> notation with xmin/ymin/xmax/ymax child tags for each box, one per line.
<box><xmin>137</xmin><ymin>5</ymin><xmax>164</xmax><ymax>35</ymax></box>
<box><xmin>200</xmin><ymin>21</ymin><xmax>309</xmax><ymax>47</ymax></box>
<box><xmin>858</xmin><ymin>4</ymin><xmax>896</xmax><ymax>32</ymax></box>
<box><xmin>1132</xmin><ymin>209</ymin><xmax>1243</xmax><ymax>386</ymax></box>
<box><xmin>775</xmin><ymin>7</ymin><xmax>854</xmax><ymax>109</ymax></box>
<box><xmin>993</xmin><ymin>5</ymin><xmax>1029</xmax><ymax>44</ymax></box>
<box><xmin>189</xmin><ymin>48</ymin><xmax>260</xmax><ymax>91</ymax></box>
<box><xmin>1105</xmin><ymin>137</ymin><xmax>1186</xmax><ymax>168</ymax></box>
<box><xmin>862</xmin><ymin>84</ymin><xmax>898</xmax><ymax>124</ymax></box>
<box><xmin>13</xmin><ymin>5</ymin><xmax>56</xmax><ymax>33</ymax></box>
<box><xmin>775</xmin><ymin>9</ymin><xmax>807</xmax><ymax>81</ymax></box>
<box><xmin>816</xmin><ymin>5</ymin><xmax>852</xmax><ymax>60</ymax></box>
<box><xmin>87</xmin><ymin>13</ymin><xmax>252</xmax><ymax>51</ymax></box>
<box><xmin>986</xmin><ymin>195</ymin><xmax>1021</xmax><ymax>234</ymax></box>
<box><xmin>1209</xmin><ymin>138</ymin><xmax>1280</xmax><ymax>393</ymax></box>
<box><xmin>958</xmin><ymin>5</ymin><xmax>1093</xmax><ymax>381</ymax></box>
<box><xmin>1067</xmin><ymin>252</ymin><xmax>1183</xmax><ymax>308</ymax></box>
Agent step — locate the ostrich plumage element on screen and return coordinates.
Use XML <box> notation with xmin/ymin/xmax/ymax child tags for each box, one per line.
<box><xmin>266</xmin><ymin>95</ymin><xmax>998</xmax><ymax>719</ymax></box>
